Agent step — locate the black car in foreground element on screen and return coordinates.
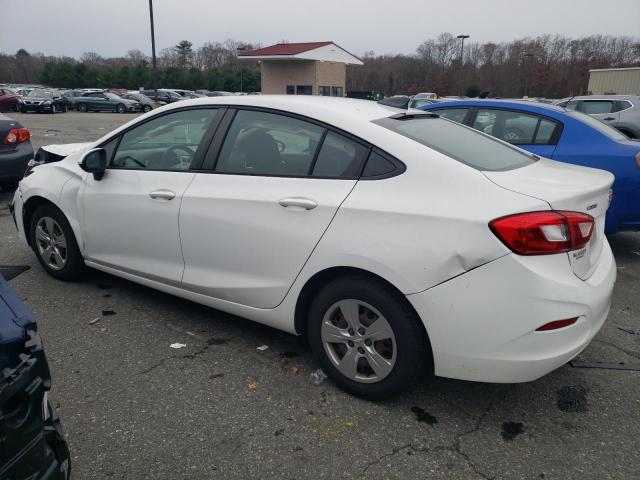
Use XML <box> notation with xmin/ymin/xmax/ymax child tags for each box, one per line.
<box><xmin>19</xmin><ymin>89</ymin><xmax>67</xmax><ymax>113</ymax></box>
<box><xmin>0</xmin><ymin>113</ymin><xmax>34</xmax><ymax>191</ymax></box>
<box><xmin>0</xmin><ymin>268</ymin><xmax>70</xmax><ymax>480</ymax></box>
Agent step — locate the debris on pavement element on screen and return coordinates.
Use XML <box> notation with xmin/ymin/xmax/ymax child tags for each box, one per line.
<box><xmin>247</xmin><ymin>383</ymin><xmax>257</xmax><ymax>390</ymax></box>
<box><xmin>170</xmin><ymin>343</ymin><xmax>187</xmax><ymax>349</ymax></box>
<box><xmin>88</xmin><ymin>317</ymin><xmax>100</xmax><ymax>325</ymax></box>
<box><xmin>99</xmin><ymin>326</ymin><xmax>108</xmax><ymax>333</ymax></box>
<box><xmin>410</xmin><ymin>406</ymin><xmax>438</xmax><ymax>425</ymax></box>
<box><xmin>256</xmin><ymin>345</ymin><xmax>269</xmax><ymax>351</ymax></box>
<box><xmin>569</xmin><ymin>360</ymin><xmax>640</xmax><ymax>371</ymax></box>
<box><xmin>288</xmin><ymin>367</ymin><xmax>300</xmax><ymax>375</ymax></box>
<box><xmin>617</xmin><ymin>327</ymin><xmax>637</xmax><ymax>335</ymax></box>
<box><xmin>102</xmin><ymin>310</ymin><xmax>116</xmax><ymax>316</ymax></box>
<box><xmin>501</xmin><ymin>421</ymin><xmax>525</xmax><ymax>441</ymax></box>
<box><xmin>209</xmin><ymin>373</ymin><xmax>225</xmax><ymax>379</ymax></box>
<box><xmin>309</xmin><ymin>369</ymin><xmax>328</xmax><ymax>385</ymax></box>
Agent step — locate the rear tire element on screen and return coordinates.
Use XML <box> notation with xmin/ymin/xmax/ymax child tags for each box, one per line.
<box><xmin>30</xmin><ymin>205</ymin><xmax>85</xmax><ymax>281</ymax></box>
<box><xmin>307</xmin><ymin>275</ymin><xmax>429</xmax><ymax>400</ymax></box>
<box><xmin>77</xmin><ymin>103</ymin><xmax>87</xmax><ymax>112</ymax></box>
<box><xmin>116</xmin><ymin>103</ymin><xmax>126</xmax><ymax>113</ymax></box>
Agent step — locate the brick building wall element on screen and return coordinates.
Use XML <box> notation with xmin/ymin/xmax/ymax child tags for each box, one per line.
<box><xmin>260</xmin><ymin>60</ymin><xmax>346</xmax><ymax>95</ymax></box>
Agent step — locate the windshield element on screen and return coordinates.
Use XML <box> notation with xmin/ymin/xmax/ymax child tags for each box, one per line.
<box><xmin>565</xmin><ymin>109</ymin><xmax>628</xmax><ymax>141</ymax></box>
<box><xmin>373</xmin><ymin>115</ymin><xmax>537</xmax><ymax>171</ymax></box>
<box><xmin>27</xmin><ymin>89</ymin><xmax>53</xmax><ymax>98</ymax></box>
<box><xmin>105</xmin><ymin>92</ymin><xmax>122</xmax><ymax>100</ymax></box>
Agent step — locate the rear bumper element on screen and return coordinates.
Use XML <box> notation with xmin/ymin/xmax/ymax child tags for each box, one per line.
<box><xmin>0</xmin><ymin>142</ymin><xmax>34</xmax><ymax>180</ymax></box>
<box><xmin>408</xmin><ymin>241</ymin><xmax>616</xmax><ymax>383</ymax></box>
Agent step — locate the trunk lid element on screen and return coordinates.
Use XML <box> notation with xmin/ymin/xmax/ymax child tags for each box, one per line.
<box><xmin>484</xmin><ymin>159</ymin><xmax>614</xmax><ymax>280</ymax></box>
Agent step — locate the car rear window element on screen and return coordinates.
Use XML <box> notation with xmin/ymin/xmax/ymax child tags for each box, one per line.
<box><xmin>373</xmin><ymin>115</ymin><xmax>537</xmax><ymax>171</ymax></box>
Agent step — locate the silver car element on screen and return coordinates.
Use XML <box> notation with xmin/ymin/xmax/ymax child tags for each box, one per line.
<box><xmin>556</xmin><ymin>95</ymin><xmax>640</xmax><ymax>139</ymax></box>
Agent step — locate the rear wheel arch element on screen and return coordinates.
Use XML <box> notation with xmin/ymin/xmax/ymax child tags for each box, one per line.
<box><xmin>294</xmin><ymin>266</ymin><xmax>434</xmax><ymax>371</ymax></box>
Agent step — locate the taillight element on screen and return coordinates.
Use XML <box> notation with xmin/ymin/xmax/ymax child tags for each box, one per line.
<box><xmin>3</xmin><ymin>127</ymin><xmax>30</xmax><ymax>145</ymax></box>
<box><xmin>489</xmin><ymin>211</ymin><xmax>594</xmax><ymax>255</ymax></box>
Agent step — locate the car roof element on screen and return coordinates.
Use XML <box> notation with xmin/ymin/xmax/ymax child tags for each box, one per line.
<box><xmin>162</xmin><ymin>95</ymin><xmax>407</xmax><ymax>122</ymax></box>
<box><xmin>558</xmin><ymin>95</ymin><xmax>639</xmax><ymax>101</ymax></box>
<box><xmin>421</xmin><ymin>99</ymin><xmax>570</xmax><ymax>114</ymax></box>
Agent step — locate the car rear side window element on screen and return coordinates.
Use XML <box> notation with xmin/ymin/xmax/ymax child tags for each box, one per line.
<box><xmin>581</xmin><ymin>100</ymin><xmax>615</xmax><ymax>114</ymax></box>
<box><xmin>373</xmin><ymin>116</ymin><xmax>537</xmax><ymax>171</ymax></box>
<box><xmin>311</xmin><ymin>132</ymin><xmax>368</xmax><ymax>178</ymax></box>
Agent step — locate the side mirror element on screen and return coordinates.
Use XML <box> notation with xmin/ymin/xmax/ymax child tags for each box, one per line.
<box><xmin>79</xmin><ymin>148</ymin><xmax>107</xmax><ymax>180</ymax></box>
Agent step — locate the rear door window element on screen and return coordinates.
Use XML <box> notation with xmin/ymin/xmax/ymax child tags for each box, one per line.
<box><xmin>214</xmin><ymin>110</ymin><xmax>324</xmax><ymax>176</ymax></box>
<box><xmin>472</xmin><ymin>108</ymin><xmax>559</xmax><ymax>145</ymax></box>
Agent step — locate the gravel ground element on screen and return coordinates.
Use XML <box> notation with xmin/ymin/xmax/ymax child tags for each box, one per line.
<box><xmin>1</xmin><ymin>111</ymin><xmax>639</xmax><ymax>479</ymax></box>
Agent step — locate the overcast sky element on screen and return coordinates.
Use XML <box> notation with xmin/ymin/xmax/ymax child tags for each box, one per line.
<box><xmin>1</xmin><ymin>0</ymin><xmax>638</xmax><ymax>58</ymax></box>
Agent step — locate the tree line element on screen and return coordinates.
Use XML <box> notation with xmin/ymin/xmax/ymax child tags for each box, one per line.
<box><xmin>1</xmin><ymin>34</ymin><xmax>638</xmax><ymax>97</ymax></box>
<box><xmin>348</xmin><ymin>33</ymin><xmax>640</xmax><ymax>98</ymax></box>
<box><xmin>0</xmin><ymin>40</ymin><xmax>261</xmax><ymax>92</ymax></box>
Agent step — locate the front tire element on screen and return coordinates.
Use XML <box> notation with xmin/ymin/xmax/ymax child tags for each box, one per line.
<box><xmin>77</xmin><ymin>103</ymin><xmax>88</xmax><ymax>112</ymax></box>
<box><xmin>307</xmin><ymin>275</ymin><xmax>429</xmax><ymax>400</ymax></box>
<box><xmin>143</xmin><ymin>104</ymin><xmax>152</xmax><ymax>113</ymax></box>
<box><xmin>30</xmin><ymin>205</ymin><xmax>85</xmax><ymax>281</ymax></box>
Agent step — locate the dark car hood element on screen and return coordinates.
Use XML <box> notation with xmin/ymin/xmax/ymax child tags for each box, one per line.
<box><xmin>0</xmin><ymin>272</ymin><xmax>36</xmax><ymax>372</ymax></box>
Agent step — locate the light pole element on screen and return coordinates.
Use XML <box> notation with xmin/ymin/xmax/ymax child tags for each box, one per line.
<box><xmin>457</xmin><ymin>34</ymin><xmax>470</xmax><ymax>96</ymax></box>
<box><xmin>237</xmin><ymin>46</ymin><xmax>250</xmax><ymax>93</ymax></box>
<box><xmin>522</xmin><ymin>52</ymin><xmax>533</xmax><ymax>98</ymax></box>
<box><xmin>148</xmin><ymin>0</ymin><xmax>157</xmax><ymax>95</ymax></box>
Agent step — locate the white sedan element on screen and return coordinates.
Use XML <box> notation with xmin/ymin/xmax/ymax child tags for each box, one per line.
<box><xmin>11</xmin><ymin>96</ymin><xmax>616</xmax><ymax>399</ymax></box>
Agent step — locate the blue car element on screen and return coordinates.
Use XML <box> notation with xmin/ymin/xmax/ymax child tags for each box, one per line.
<box><xmin>0</xmin><ymin>270</ymin><xmax>70</xmax><ymax>479</ymax></box>
<box><xmin>419</xmin><ymin>100</ymin><xmax>640</xmax><ymax>234</ymax></box>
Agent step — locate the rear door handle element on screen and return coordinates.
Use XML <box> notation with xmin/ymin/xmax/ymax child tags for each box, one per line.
<box><xmin>149</xmin><ymin>189</ymin><xmax>176</xmax><ymax>200</ymax></box>
<box><xmin>603</xmin><ymin>117</ymin><xmax>615</xmax><ymax>121</ymax></box>
<box><xmin>278</xmin><ymin>197</ymin><xmax>318</xmax><ymax>210</ymax></box>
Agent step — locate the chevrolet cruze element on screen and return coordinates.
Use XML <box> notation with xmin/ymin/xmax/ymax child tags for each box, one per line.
<box><xmin>11</xmin><ymin>96</ymin><xmax>616</xmax><ymax>399</ymax></box>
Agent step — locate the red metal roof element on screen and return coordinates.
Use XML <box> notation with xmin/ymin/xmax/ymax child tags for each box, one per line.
<box><xmin>239</xmin><ymin>42</ymin><xmax>333</xmax><ymax>57</ymax></box>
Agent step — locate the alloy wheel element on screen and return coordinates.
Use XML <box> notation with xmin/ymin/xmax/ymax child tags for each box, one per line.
<box><xmin>321</xmin><ymin>299</ymin><xmax>397</xmax><ymax>383</ymax></box>
<box><xmin>35</xmin><ymin>217</ymin><xmax>67</xmax><ymax>270</ymax></box>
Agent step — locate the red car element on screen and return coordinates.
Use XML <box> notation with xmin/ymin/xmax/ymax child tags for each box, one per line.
<box><xmin>0</xmin><ymin>88</ymin><xmax>20</xmax><ymax>112</ymax></box>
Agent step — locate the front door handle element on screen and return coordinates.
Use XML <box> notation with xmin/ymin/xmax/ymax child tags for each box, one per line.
<box><xmin>603</xmin><ymin>117</ymin><xmax>615</xmax><ymax>121</ymax></box>
<box><xmin>278</xmin><ymin>197</ymin><xmax>318</xmax><ymax>210</ymax></box>
<box><xmin>149</xmin><ymin>189</ymin><xmax>176</xmax><ymax>200</ymax></box>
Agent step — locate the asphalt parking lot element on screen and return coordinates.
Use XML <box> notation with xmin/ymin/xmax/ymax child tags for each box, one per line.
<box><xmin>1</xmin><ymin>111</ymin><xmax>639</xmax><ymax>479</ymax></box>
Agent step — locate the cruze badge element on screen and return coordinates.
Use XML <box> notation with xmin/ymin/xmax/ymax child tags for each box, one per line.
<box><xmin>586</xmin><ymin>203</ymin><xmax>597</xmax><ymax>211</ymax></box>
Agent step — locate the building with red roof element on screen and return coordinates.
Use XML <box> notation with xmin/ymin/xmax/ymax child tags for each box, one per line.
<box><xmin>239</xmin><ymin>41</ymin><xmax>363</xmax><ymax>96</ymax></box>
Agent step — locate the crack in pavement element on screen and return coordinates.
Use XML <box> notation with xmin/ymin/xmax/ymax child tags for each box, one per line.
<box><xmin>136</xmin><ymin>341</ymin><xmax>218</xmax><ymax>375</ymax></box>
<box><xmin>359</xmin><ymin>388</ymin><xmax>514</xmax><ymax>479</ymax></box>
<box><xmin>595</xmin><ymin>338</ymin><xmax>640</xmax><ymax>360</ymax></box>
